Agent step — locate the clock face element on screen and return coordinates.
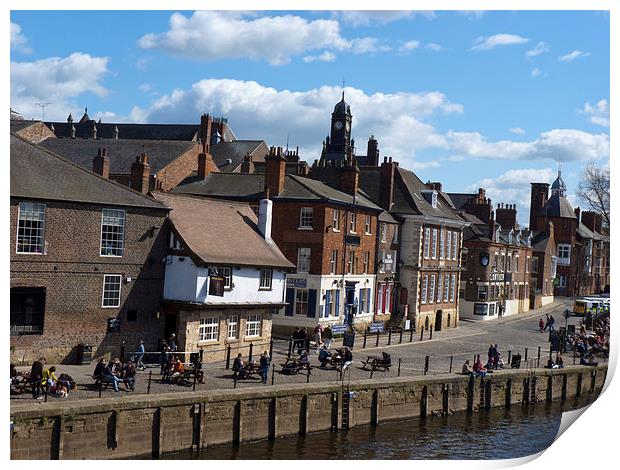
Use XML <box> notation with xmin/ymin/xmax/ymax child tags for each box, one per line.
<box><xmin>480</xmin><ymin>253</ymin><xmax>490</xmax><ymax>267</ymax></box>
<box><xmin>334</xmin><ymin>121</ymin><xmax>343</xmax><ymax>130</ymax></box>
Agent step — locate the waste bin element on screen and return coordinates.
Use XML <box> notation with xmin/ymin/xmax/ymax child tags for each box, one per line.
<box><xmin>77</xmin><ymin>343</ymin><xmax>93</xmax><ymax>365</ymax></box>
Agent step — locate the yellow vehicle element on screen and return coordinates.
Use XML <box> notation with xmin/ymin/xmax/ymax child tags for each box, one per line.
<box><xmin>573</xmin><ymin>298</ymin><xmax>603</xmax><ymax>316</ymax></box>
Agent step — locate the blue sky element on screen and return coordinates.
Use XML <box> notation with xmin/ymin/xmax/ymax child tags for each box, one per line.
<box><xmin>10</xmin><ymin>10</ymin><xmax>610</xmax><ymax>225</ymax></box>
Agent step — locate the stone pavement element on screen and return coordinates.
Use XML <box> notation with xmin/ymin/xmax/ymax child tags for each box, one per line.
<box><xmin>13</xmin><ymin>298</ymin><xmax>598</xmax><ymax>403</ymax></box>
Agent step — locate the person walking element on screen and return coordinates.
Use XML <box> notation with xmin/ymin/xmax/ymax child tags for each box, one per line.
<box><xmin>259</xmin><ymin>351</ymin><xmax>271</xmax><ymax>384</ymax></box>
<box><xmin>543</xmin><ymin>313</ymin><xmax>550</xmax><ymax>331</ymax></box>
<box><xmin>136</xmin><ymin>340</ymin><xmax>146</xmax><ymax>370</ymax></box>
<box><xmin>169</xmin><ymin>334</ymin><xmax>178</xmax><ymax>352</ymax></box>
<box><xmin>538</xmin><ymin>318</ymin><xmax>545</xmax><ymax>333</ymax></box>
<box><xmin>323</xmin><ymin>325</ymin><xmax>334</xmax><ymax>350</ymax></box>
<box><xmin>30</xmin><ymin>357</ymin><xmax>45</xmax><ymax>399</ymax></box>
<box><xmin>314</xmin><ymin>323</ymin><xmax>324</xmax><ymax>350</ymax></box>
<box><xmin>548</xmin><ymin>314</ymin><xmax>556</xmax><ymax>332</ymax></box>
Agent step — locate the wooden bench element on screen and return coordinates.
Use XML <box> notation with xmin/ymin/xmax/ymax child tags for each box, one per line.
<box><xmin>361</xmin><ymin>354</ymin><xmax>392</xmax><ymax>372</ymax></box>
<box><xmin>280</xmin><ymin>358</ymin><xmax>312</xmax><ymax>375</ymax></box>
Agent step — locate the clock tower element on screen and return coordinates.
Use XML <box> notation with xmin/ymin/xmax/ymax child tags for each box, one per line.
<box><xmin>321</xmin><ymin>91</ymin><xmax>354</xmax><ymax>164</ymax></box>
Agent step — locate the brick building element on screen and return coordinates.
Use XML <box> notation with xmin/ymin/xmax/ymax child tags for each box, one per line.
<box><xmin>175</xmin><ymin>146</ymin><xmax>384</xmax><ymax>333</ymax></box>
<box><xmin>10</xmin><ymin>135</ymin><xmax>170</xmax><ymax>364</ymax></box>
<box><xmin>530</xmin><ymin>224</ymin><xmax>557</xmax><ymax>308</ymax></box>
<box><xmin>574</xmin><ymin>209</ymin><xmax>610</xmax><ymax>295</ymax></box>
<box><xmin>152</xmin><ymin>192</ymin><xmax>293</xmax><ymax>362</ymax></box>
<box><xmin>448</xmin><ymin>189</ymin><xmax>533</xmax><ymax>320</ymax></box>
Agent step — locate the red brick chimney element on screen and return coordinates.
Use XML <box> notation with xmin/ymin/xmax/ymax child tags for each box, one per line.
<box><xmin>130</xmin><ymin>152</ymin><xmax>151</xmax><ymax>194</ymax></box>
<box><xmin>92</xmin><ymin>147</ymin><xmax>109</xmax><ymax>179</ymax></box>
<box><xmin>380</xmin><ymin>156</ymin><xmax>397</xmax><ymax>210</ymax></box>
<box><xmin>488</xmin><ymin>210</ymin><xmax>496</xmax><ymax>241</ymax></box>
<box><xmin>581</xmin><ymin>211</ymin><xmax>601</xmax><ymax>233</ymax></box>
<box><xmin>574</xmin><ymin>207</ymin><xmax>581</xmax><ymax>223</ymax></box>
<box><xmin>264</xmin><ymin>146</ymin><xmax>286</xmax><ymax>196</ymax></box>
<box><xmin>199</xmin><ymin>114</ymin><xmax>212</xmax><ymax>154</ymax></box>
<box><xmin>495</xmin><ymin>203</ymin><xmax>517</xmax><ymax>230</ymax></box>
<box><xmin>340</xmin><ymin>159</ymin><xmax>360</xmax><ymax>196</ymax></box>
<box><xmin>367</xmin><ymin>136</ymin><xmax>380</xmax><ymax>166</ymax></box>
<box><xmin>197</xmin><ymin>152</ymin><xmax>214</xmax><ymax>179</ymax></box>
<box><xmin>529</xmin><ymin>182</ymin><xmax>549</xmax><ymax>230</ymax></box>
<box><xmin>463</xmin><ymin>188</ymin><xmax>492</xmax><ymax>223</ymax></box>
<box><xmin>240</xmin><ymin>153</ymin><xmax>255</xmax><ymax>174</ymax></box>
<box><xmin>426</xmin><ymin>181</ymin><xmax>442</xmax><ymax>192</ymax></box>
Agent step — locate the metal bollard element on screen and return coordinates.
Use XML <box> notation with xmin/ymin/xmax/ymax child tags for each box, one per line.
<box><xmin>269</xmin><ymin>339</ymin><xmax>274</xmax><ymax>359</ymax></box>
<box><xmin>420</xmin><ymin>328</ymin><xmax>424</xmax><ymax>341</ymax></box>
<box><xmin>508</xmin><ymin>350</ymin><xmax>512</xmax><ymax>365</ymax></box>
<box><xmin>388</xmin><ymin>328</ymin><xmax>392</xmax><ymax>345</ymax></box>
<box><xmin>305</xmin><ymin>338</ymin><xmax>310</xmax><ymax>353</ymax></box>
<box><xmin>193</xmin><ymin>371</ymin><xmax>197</xmax><ymax>392</ymax></box>
<box><xmin>98</xmin><ymin>381</ymin><xmax>102</xmax><ymax>398</ymax></box>
<box><xmin>225</xmin><ymin>346</ymin><xmax>231</xmax><ymax>370</ymax></box>
<box><xmin>147</xmin><ymin>371</ymin><xmax>152</xmax><ymax>394</ymax></box>
<box><xmin>449</xmin><ymin>355</ymin><xmax>453</xmax><ymax>374</ymax></box>
<box><xmin>525</xmin><ymin>348</ymin><xmax>528</xmax><ymax>362</ymax></box>
<box><xmin>363</xmin><ymin>330</ymin><xmax>368</xmax><ymax>348</ymax></box>
<box><xmin>376</xmin><ymin>330</ymin><xmax>380</xmax><ymax>347</ymax></box>
<box><xmin>410</xmin><ymin>327</ymin><xmax>414</xmax><ymax>342</ymax></box>
<box><xmin>249</xmin><ymin>342</ymin><xmax>254</xmax><ymax>362</ymax></box>
<box><xmin>537</xmin><ymin>346</ymin><xmax>541</xmax><ymax>368</ymax></box>
<box><xmin>429</xmin><ymin>325</ymin><xmax>433</xmax><ymax>340</ymax></box>
<box><xmin>288</xmin><ymin>336</ymin><xmax>293</xmax><ymax>359</ymax></box>
<box><xmin>306</xmin><ymin>368</ymin><xmax>311</xmax><ymax>383</ymax></box>
<box><xmin>424</xmin><ymin>356</ymin><xmax>430</xmax><ymax>375</ymax></box>
<box><xmin>234</xmin><ymin>377</ymin><xmax>238</xmax><ymax>389</ymax></box>
<box><xmin>399</xmin><ymin>328</ymin><xmax>403</xmax><ymax>344</ymax></box>
<box><xmin>271</xmin><ymin>365</ymin><xmax>275</xmax><ymax>385</ymax></box>
<box><xmin>398</xmin><ymin>358</ymin><xmax>402</xmax><ymax>377</ymax></box>
<box><xmin>370</xmin><ymin>367</ymin><xmax>374</xmax><ymax>379</ymax></box>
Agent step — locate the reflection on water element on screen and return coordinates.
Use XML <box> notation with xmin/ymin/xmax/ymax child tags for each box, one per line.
<box><xmin>165</xmin><ymin>397</ymin><xmax>595</xmax><ymax>460</ymax></box>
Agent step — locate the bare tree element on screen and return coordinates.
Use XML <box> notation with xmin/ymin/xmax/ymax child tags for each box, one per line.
<box><xmin>577</xmin><ymin>162</ymin><xmax>610</xmax><ymax>230</ymax></box>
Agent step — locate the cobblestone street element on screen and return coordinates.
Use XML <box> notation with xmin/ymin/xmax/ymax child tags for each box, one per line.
<box><xmin>13</xmin><ymin>297</ymin><xmax>601</xmax><ymax>403</ymax></box>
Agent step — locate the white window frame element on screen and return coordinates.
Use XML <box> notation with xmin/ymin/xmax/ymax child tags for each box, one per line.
<box><xmin>444</xmin><ymin>273</ymin><xmax>450</xmax><ymax>301</ymax></box>
<box><xmin>446</xmin><ymin>231</ymin><xmax>451</xmax><ymax>261</ymax></box>
<box><xmin>363</xmin><ymin>251</ymin><xmax>369</xmax><ymax>274</ymax></box>
<box><xmin>332</xmin><ymin>209</ymin><xmax>341</xmax><ymax>232</ymax></box>
<box><xmin>429</xmin><ymin>275</ymin><xmax>436</xmax><ymax>303</ymax></box>
<box><xmin>347</xmin><ymin>251</ymin><xmax>354</xmax><ymax>274</ymax></box>
<box><xmin>559</xmin><ymin>275</ymin><xmax>567</xmax><ymax>288</ymax></box>
<box><xmin>16</xmin><ymin>202</ymin><xmax>46</xmax><ymax>254</ymax></box>
<box><xmin>295</xmin><ymin>289</ymin><xmax>309</xmax><ymax>316</ymax></box>
<box><xmin>297</xmin><ymin>248</ymin><xmax>311</xmax><ymax>273</ymax></box>
<box><xmin>526</xmin><ymin>256</ymin><xmax>530</xmax><ymax>273</ymax></box>
<box><xmin>558</xmin><ymin>244</ymin><xmax>571</xmax><ymax>262</ymax></box>
<box><xmin>380</xmin><ymin>222</ymin><xmax>387</xmax><ymax>242</ymax></box>
<box><xmin>100</xmin><ymin>208</ymin><xmax>125</xmax><ymax>257</ymax></box>
<box><xmin>299</xmin><ymin>207</ymin><xmax>313</xmax><ymax>229</ymax></box>
<box><xmin>102</xmin><ymin>274</ymin><xmax>122</xmax><ymax>308</ymax></box>
<box><xmin>439</xmin><ymin>229</ymin><xmax>445</xmax><ymax>259</ymax></box>
<box><xmin>218</xmin><ymin>266</ymin><xmax>233</xmax><ymax>289</ymax></box>
<box><xmin>424</xmin><ymin>228</ymin><xmax>431</xmax><ymax>259</ymax></box>
<box><xmin>452</xmin><ymin>231</ymin><xmax>458</xmax><ymax>260</ymax></box>
<box><xmin>431</xmin><ymin>229</ymin><xmax>438</xmax><ymax>259</ymax></box>
<box><xmin>199</xmin><ymin>317</ymin><xmax>219</xmax><ymax>342</ymax></box>
<box><xmin>437</xmin><ymin>274</ymin><xmax>443</xmax><ymax>303</ymax></box>
<box><xmin>259</xmin><ymin>268</ymin><xmax>273</xmax><ymax>290</ymax></box>
<box><xmin>450</xmin><ymin>274</ymin><xmax>456</xmax><ymax>302</ymax></box>
<box><xmin>421</xmin><ymin>275</ymin><xmax>428</xmax><ymax>304</ymax></box>
<box><xmin>330</xmin><ymin>249</ymin><xmax>338</xmax><ymax>274</ymax></box>
<box><xmin>365</xmin><ymin>215</ymin><xmax>372</xmax><ymax>235</ymax></box>
<box><xmin>246</xmin><ymin>314</ymin><xmax>262</xmax><ymax>337</ymax></box>
<box><xmin>227</xmin><ymin>315</ymin><xmax>238</xmax><ymax>340</ymax></box>
<box><xmin>327</xmin><ymin>289</ymin><xmax>335</xmax><ymax>316</ymax></box>
<box><xmin>507</xmin><ymin>254</ymin><xmax>512</xmax><ymax>272</ymax></box>
<box><xmin>349</xmin><ymin>213</ymin><xmax>357</xmax><ymax>233</ymax></box>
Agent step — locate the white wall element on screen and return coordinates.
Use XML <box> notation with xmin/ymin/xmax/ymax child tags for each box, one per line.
<box><xmin>164</xmin><ymin>255</ymin><xmax>286</xmax><ymax>305</ymax></box>
<box><xmin>459</xmin><ymin>299</ymin><xmax>499</xmax><ymax>321</ymax></box>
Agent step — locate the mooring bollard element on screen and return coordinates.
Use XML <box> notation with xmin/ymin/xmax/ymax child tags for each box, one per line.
<box><xmin>388</xmin><ymin>328</ymin><xmax>392</xmax><ymax>345</ymax></box>
<box><xmin>307</xmin><ymin>368</ymin><xmax>311</xmax><ymax>383</ymax></box>
<box><xmin>249</xmin><ymin>342</ymin><xmax>254</xmax><ymax>362</ymax></box>
<box><xmin>147</xmin><ymin>371</ymin><xmax>152</xmax><ymax>394</ymax></box>
<box><xmin>420</xmin><ymin>327</ymin><xmax>424</xmax><ymax>341</ymax></box>
<box><xmin>363</xmin><ymin>330</ymin><xmax>368</xmax><ymax>348</ymax></box>
<box><xmin>398</xmin><ymin>358</ymin><xmax>402</xmax><ymax>377</ymax></box>
<box><xmin>424</xmin><ymin>356</ymin><xmax>430</xmax><ymax>375</ymax></box>
<box><xmin>429</xmin><ymin>325</ymin><xmax>433</xmax><ymax>340</ymax></box>
<box><xmin>376</xmin><ymin>329</ymin><xmax>380</xmax><ymax>347</ymax></box>
<box><xmin>225</xmin><ymin>346</ymin><xmax>231</xmax><ymax>370</ymax></box>
<box><xmin>449</xmin><ymin>355</ymin><xmax>453</xmax><ymax>374</ymax></box>
<box><xmin>399</xmin><ymin>328</ymin><xmax>403</xmax><ymax>344</ymax></box>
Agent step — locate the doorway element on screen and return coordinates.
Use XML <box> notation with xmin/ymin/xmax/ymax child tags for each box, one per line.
<box><xmin>164</xmin><ymin>312</ymin><xmax>178</xmax><ymax>342</ymax></box>
<box><xmin>435</xmin><ymin>310</ymin><xmax>443</xmax><ymax>331</ymax></box>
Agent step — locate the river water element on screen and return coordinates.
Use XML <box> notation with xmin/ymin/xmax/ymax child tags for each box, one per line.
<box><xmin>165</xmin><ymin>397</ymin><xmax>595</xmax><ymax>460</ymax></box>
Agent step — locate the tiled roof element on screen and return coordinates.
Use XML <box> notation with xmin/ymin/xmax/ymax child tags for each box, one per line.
<box><xmin>10</xmin><ymin>135</ymin><xmax>168</xmax><ymax>210</ymax></box>
<box><xmin>38</xmin><ymin>138</ymin><xmax>198</xmax><ymax>174</ymax></box>
<box><xmin>45</xmin><ymin>121</ymin><xmax>200</xmax><ymax>141</ymax></box>
<box><xmin>152</xmin><ymin>192</ymin><xmax>294</xmax><ymax>269</ymax></box>
<box><xmin>541</xmin><ymin>194</ymin><xmax>577</xmax><ymax>219</ymax></box>
<box><xmin>446</xmin><ymin>192</ymin><xmax>476</xmax><ymax>210</ymax></box>
<box><xmin>10</xmin><ymin>120</ymin><xmax>39</xmax><ymax>133</ymax></box>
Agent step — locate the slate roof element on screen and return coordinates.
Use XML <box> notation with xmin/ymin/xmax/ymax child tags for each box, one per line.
<box><xmin>532</xmin><ymin>230</ymin><xmax>552</xmax><ymax>252</ymax></box>
<box><xmin>152</xmin><ymin>192</ymin><xmax>294</xmax><ymax>269</ymax></box>
<box><xmin>174</xmin><ymin>173</ymin><xmax>382</xmax><ymax>210</ymax></box>
<box><xmin>577</xmin><ymin>223</ymin><xmax>607</xmax><ymax>241</ymax></box>
<box><xmin>541</xmin><ymin>194</ymin><xmax>577</xmax><ymax>219</ymax></box>
<box><xmin>38</xmin><ymin>138</ymin><xmax>198</xmax><ymax>174</ymax></box>
<box><xmin>10</xmin><ymin>120</ymin><xmax>39</xmax><ymax>133</ymax></box>
<box><xmin>210</xmin><ymin>140</ymin><xmax>268</xmax><ymax>172</ymax></box>
<box><xmin>45</xmin><ymin>121</ymin><xmax>200</xmax><ymax>141</ymax></box>
<box><xmin>10</xmin><ymin>135</ymin><xmax>168</xmax><ymax>210</ymax></box>
<box><xmin>446</xmin><ymin>192</ymin><xmax>476</xmax><ymax>211</ymax></box>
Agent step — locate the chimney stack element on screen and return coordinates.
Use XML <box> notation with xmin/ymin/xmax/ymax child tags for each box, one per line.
<box><xmin>462</xmin><ymin>188</ymin><xmax>492</xmax><ymax>223</ymax></box>
<box><xmin>113</xmin><ymin>125</ymin><xmax>119</xmax><ymax>140</ymax></box>
<box><xmin>582</xmin><ymin>211</ymin><xmax>602</xmax><ymax>234</ymax></box>
<box><xmin>197</xmin><ymin>152</ymin><xmax>214</xmax><ymax>179</ymax></box>
<box><xmin>426</xmin><ymin>181</ymin><xmax>442</xmax><ymax>192</ymax></box>
<box><xmin>340</xmin><ymin>159</ymin><xmax>360</xmax><ymax>196</ymax></box>
<box><xmin>264</xmin><ymin>146</ymin><xmax>286</xmax><ymax>196</ymax></box>
<box><xmin>488</xmin><ymin>210</ymin><xmax>496</xmax><ymax>241</ymax></box>
<box><xmin>529</xmin><ymin>182</ymin><xmax>549</xmax><ymax>230</ymax></box>
<box><xmin>380</xmin><ymin>156</ymin><xmax>398</xmax><ymax>211</ymax></box>
<box><xmin>240</xmin><ymin>153</ymin><xmax>255</xmax><ymax>174</ymax></box>
<box><xmin>130</xmin><ymin>152</ymin><xmax>151</xmax><ymax>194</ymax></box>
<box><xmin>574</xmin><ymin>207</ymin><xmax>581</xmax><ymax>223</ymax></box>
<box><xmin>199</xmin><ymin>114</ymin><xmax>213</xmax><ymax>153</ymax></box>
<box><xmin>92</xmin><ymin>147</ymin><xmax>110</xmax><ymax>178</ymax></box>
<box><xmin>495</xmin><ymin>203</ymin><xmax>517</xmax><ymax>231</ymax></box>
<box><xmin>258</xmin><ymin>194</ymin><xmax>273</xmax><ymax>241</ymax></box>
<box><xmin>367</xmin><ymin>136</ymin><xmax>380</xmax><ymax>166</ymax></box>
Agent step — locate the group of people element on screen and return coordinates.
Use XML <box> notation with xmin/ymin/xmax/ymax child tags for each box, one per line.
<box><xmin>538</xmin><ymin>313</ymin><xmax>556</xmax><ymax>332</ymax></box>
<box><xmin>93</xmin><ymin>357</ymin><xmax>136</xmax><ymax>392</ymax></box>
<box><xmin>23</xmin><ymin>357</ymin><xmax>76</xmax><ymax>399</ymax></box>
<box><xmin>232</xmin><ymin>351</ymin><xmax>271</xmax><ymax>383</ymax></box>
<box><xmin>292</xmin><ymin>324</ymin><xmax>335</xmax><ymax>354</ymax></box>
<box><xmin>318</xmin><ymin>345</ymin><xmax>353</xmax><ymax>371</ymax></box>
<box><xmin>462</xmin><ymin>355</ymin><xmax>492</xmax><ymax>379</ymax></box>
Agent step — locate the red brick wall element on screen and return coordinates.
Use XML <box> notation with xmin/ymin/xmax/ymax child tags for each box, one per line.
<box><xmin>10</xmin><ymin>199</ymin><xmax>169</xmax><ymax>364</ymax></box>
<box><xmin>15</xmin><ymin>122</ymin><xmax>56</xmax><ymax>143</ymax></box>
<box><xmin>157</xmin><ymin>145</ymin><xmax>205</xmax><ymax>191</ymax></box>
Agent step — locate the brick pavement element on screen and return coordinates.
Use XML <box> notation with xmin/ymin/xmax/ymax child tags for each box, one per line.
<box><xmin>13</xmin><ymin>298</ymin><xmax>599</xmax><ymax>403</ymax></box>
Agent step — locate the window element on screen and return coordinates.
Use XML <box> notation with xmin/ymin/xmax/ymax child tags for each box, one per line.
<box><xmin>366</xmin><ymin>216</ymin><xmax>372</xmax><ymax>235</ymax></box>
<box><xmin>349</xmin><ymin>213</ymin><xmax>357</xmax><ymax>233</ymax></box>
<box><xmin>559</xmin><ymin>275</ymin><xmax>567</xmax><ymax>288</ymax></box>
<box><xmin>102</xmin><ymin>275</ymin><xmax>122</xmax><ymax>308</ymax></box>
<box><xmin>446</xmin><ymin>231</ymin><xmax>451</xmax><ymax>261</ymax></box>
<box><xmin>218</xmin><ymin>266</ymin><xmax>233</xmax><ymax>289</ymax></box>
<box><xmin>330</xmin><ymin>250</ymin><xmax>338</xmax><ymax>274</ymax></box>
<box><xmin>227</xmin><ymin>315</ymin><xmax>238</xmax><ymax>339</ymax></box>
<box><xmin>421</xmin><ymin>275</ymin><xmax>428</xmax><ymax>304</ymax></box>
<box><xmin>393</xmin><ymin>226</ymin><xmax>399</xmax><ymax>243</ymax></box>
<box><xmin>437</xmin><ymin>275</ymin><xmax>443</xmax><ymax>302</ymax></box>
<box><xmin>478</xmin><ymin>284</ymin><xmax>488</xmax><ymax>301</ymax></box>
<box><xmin>515</xmin><ymin>256</ymin><xmax>519</xmax><ymax>273</ymax></box>
<box><xmin>526</xmin><ymin>256</ymin><xmax>530</xmax><ymax>273</ymax></box>
<box><xmin>362</xmin><ymin>251</ymin><xmax>369</xmax><ymax>273</ymax></box>
<box><xmin>100</xmin><ymin>209</ymin><xmax>125</xmax><ymax>257</ymax></box>
<box><xmin>259</xmin><ymin>268</ymin><xmax>273</xmax><ymax>289</ymax></box>
<box><xmin>531</xmin><ymin>257</ymin><xmax>539</xmax><ymax>273</ymax></box>
<box><xmin>295</xmin><ymin>289</ymin><xmax>309</xmax><ymax>315</ymax></box>
<box><xmin>424</xmin><ymin>228</ymin><xmax>431</xmax><ymax>259</ymax></box>
<box><xmin>10</xmin><ymin>287</ymin><xmax>45</xmax><ymax>335</ymax></box>
<box><xmin>558</xmin><ymin>244</ymin><xmax>571</xmax><ymax>262</ymax></box>
<box><xmin>500</xmin><ymin>254</ymin><xmax>505</xmax><ymax>271</ymax></box>
<box><xmin>199</xmin><ymin>317</ymin><xmax>219</xmax><ymax>342</ymax></box>
<box><xmin>326</xmin><ymin>290</ymin><xmax>335</xmax><ymax>316</ymax></box>
<box><xmin>452</xmin><ymin>231</ymin><xmax>458</xmax><ymax>260</ymax></box>
<box><xmin>507</xmin><ymin>254</ymin><xmax>512</xmax><ymax>272</ymax></box>
<box><xmin>359</xmin><ymin>288</ymin><xmax>370</xmax><ymax>313</ymax></box>
<box><xmin>246</xmin><ymin>314</ymin><xmax>262</xmax><ymax>337</ymax></box>
<box><xmin>16</xmin><ymin>202</ymin><xmax>46</xmax><ymax>254</ymax></box>
<box><xmin>347</xmin><ymin>251</ymin><xmax>354</xmax><ymax>274</ymax></box>
<box><xmin>332</xmin><ymin>209</ymin><xmax>341</xmax><ymax>231</ymax></box>
<box><xmin>431</xmin><ymin>229</ymin><xmax>438</xmax><ymax>259</ymax></box>
<box><xmin>429</xmin><ymin>275</ymin><xmax>436</xmax><ymax>303</ymax></box>
<box><xmin>380</xmin><ymin>250</ymin><xmax>395</xmax><ymax>273</ymax></box>
<box><xmin>439</xmin><ymin>229</ymin><xmax>445</xmax><ymax>259</ymax></box>
<box><xmin>444</xmin><ymin>274</ymin><xmax>450</xmax><ymax>302</ymax></box>
<box><xmin>297</xmin><ymin>248</ymin><xmax>311</xmax><ymax>273</ymax></box>
<box><xmin>493</xmin><ymin>253</ymin><xmax>499</xmax><ymax>271</ymax></box>
<box><xmin>299</xmin><ymin>207</ymin><xmax>313</xmax><ymax>229</ymax></box>
<box><xmin>380</xmin><ymin>222</ymin><xmax>387</xmax><ymax>242</ymax></box>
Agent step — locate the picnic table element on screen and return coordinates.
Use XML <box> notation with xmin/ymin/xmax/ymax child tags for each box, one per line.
<box><xmin>361</xmin><ymin>353</ymin><xmax>392</xmax><ymax>372</ymax></box>
<box><xmin>234</xmin><ymin>362</ymin><xmax>262</xmax><ymax>380</ymax></box>
<box><xmin>280</xmin><ymin>358</ymin><xmax>312</xmax><ymax>375</ymax></box>
<box><xmin>11</xmin><ymin>372</ymin><xmax>32</xmax><ymax>395</ymax></box>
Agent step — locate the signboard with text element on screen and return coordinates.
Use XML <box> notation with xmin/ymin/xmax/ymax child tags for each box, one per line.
<box><xmin>209</xmin><ymin>276</ymin><xmax>225</xmax><ymax>297</ymax></box>
<box><xmin>286</xmin><ymin>277</ymin><xmax>307</xmax><ymax>288</ymax></box>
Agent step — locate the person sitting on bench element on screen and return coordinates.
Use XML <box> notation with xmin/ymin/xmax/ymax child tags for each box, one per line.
<box><xmin>341</xmin><ymin>347</ymin><xmax>353</xmax><ymax>371</ymax></box>
<box><xmin>318</xmin><ymin>346</ymin><xmax>331</xmax><ymax>367</ymax></box>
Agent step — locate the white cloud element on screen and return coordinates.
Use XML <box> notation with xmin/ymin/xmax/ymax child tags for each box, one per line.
<box><xmin>467</xmin><ymin>168</ymin><xmax>556</xmax><ymax>225</ymax></box>
<box><xmin>303</xmin><ymin>51</ymin><xmax>336</xmax><ymax>63</ymax></box>
<box><xmin>558</xmin><ymin>49</ymin><xmax>591</xmax><ymax>62</ymax></box>
<box><xmin>425</xmin><ymin>43</ymin><xmax>443</xmax><ymax>51</ymax></box>
<box><xmin>510</xmin><ymin>127</ymin><xmax>526</xmax><ymax>135</ymax></box>
<box><xmin>10</xmin><ymin>22</ymin><xmax>32</xmax><ymax>54</ymax></box>
<box><xmin>336</xmin><ymin>11</ymin><xmax>434</xmax><ymax>26</ymax></box>
<box><xmin>10</xmin><ymin>52</ymin><xmax>109</xmax><ymax>121</ymax></box>
<box><xmin>457</xmin><ymin>11</ymin><xmax>485</xmax><ymax>19</ymax></box>
<box><xmin>400</xmin><ymin>40</ymin><xmax>421</xmax><ymax>51</ymax></box>
<box><xmin>581</xmin><ymin>99</ymin><xmax>609</xmax><ymax>127</ymax></box>
<box><xmin>135</xmin><ymin>57</ymin><xmax>153</xmax><ymax>71</ymax></box>
<box><xmin>139</xmin><ymin>11</ymin><xmax>388</xmax><ymax>65</ymax></box>
<box><xmin>531</xmin><ymin>68</ymin><xmax>542</xmax><ymax>78</ymax></box>
<box><xmin>138</xmin><ymin>83</ymin><xmax>151</xmax><ymax>92</ymax></box>
<box><xmin>526</xmin><ymin>41</ymin><xmax>550</xmax><ymax>58</ymax></box>
<box><xmin>410</xmin><ymin>160</ymin><xmax>441</xmax><ymax>170</ymax></box>
<box><xmin>470</xmin><ymin>34</ymin><xmax>529</xmax><ymax>51</ymax></box>
<box><xmin>447</xmin><ymin>129</ymin><xmax>609</xmax><ymax>163</ymax></box>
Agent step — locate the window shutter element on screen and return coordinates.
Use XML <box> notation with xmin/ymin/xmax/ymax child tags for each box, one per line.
<box><xmin>285</xmin><ymin>288</ymin><xmax>295</xmax><ymax>316</ymax></box>
<box><xmin>324</xmin><ymin>290</ymin><xmax>331</xmax><ymax>317</ymax></box>
<box><xmin>366</xmin><ymin>288</ymin><xmax>371</xmax><ymax>313</ymax></box>
<box><xmin>307</xmin><ymin>289</ymin><xmax>317</xmax><ymax>318</ymax></box>
<box><xmin>335</xmin><ymin>290</ymin><xmax>340</xmax><ymax>316</ymax></box>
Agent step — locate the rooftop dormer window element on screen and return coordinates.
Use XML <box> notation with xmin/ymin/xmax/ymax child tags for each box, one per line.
<box><xmin>421</xmin><ymin>190</ymin><xmax>438</xmax><ymax>208</ymax></box>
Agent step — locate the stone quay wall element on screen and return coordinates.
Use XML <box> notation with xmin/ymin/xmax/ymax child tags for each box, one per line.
<box><xmin>10</xmin><ymin>364</ymin><xmax>607</xmax><ymax>460</ymax></box>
